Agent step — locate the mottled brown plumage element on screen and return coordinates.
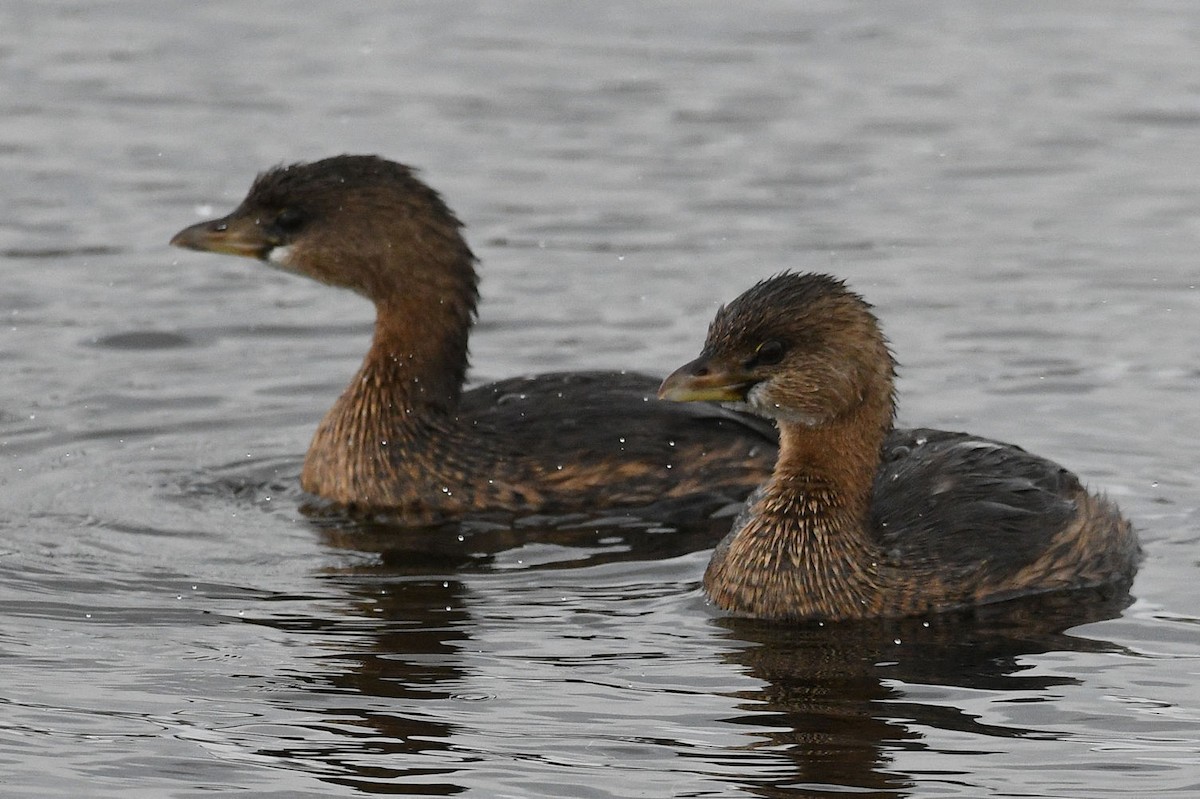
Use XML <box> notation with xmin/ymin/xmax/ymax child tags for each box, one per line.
<box><xmin>659</xmin><ymin>272</ymin><xmax>1139</xmax><ymax>621</ymax></box>
<box><xmin>171</xmin><ymin>155</ymin><xmax>776</xmax><ymax>523</ymax></box>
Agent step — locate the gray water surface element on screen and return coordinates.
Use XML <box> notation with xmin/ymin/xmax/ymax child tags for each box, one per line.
<box><xmin>2</xmin><ymin>2</ymin><xmax>1199</xmax><ymax>797</ymax></box>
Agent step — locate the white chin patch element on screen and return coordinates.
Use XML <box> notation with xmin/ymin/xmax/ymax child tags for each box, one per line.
<box><xmin>267</xmin><ymin>244</ymin><xmax>295</xmax><ymax>267</ymax></box>
<box><xmin>747</xmin><ymin>383</ymin><xmax>826</xmax><ymax>426</ymax></box>
<box><xmin>746</xmin><ymin>383</ymin><xmax>775</xmax><ymax>416</ymax></box>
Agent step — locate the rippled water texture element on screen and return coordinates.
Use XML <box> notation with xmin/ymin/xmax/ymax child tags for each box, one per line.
<box><xmin>2</xmin><ymin>2</ymin><xmax>1199</xmax><ymax>796</ymax></box>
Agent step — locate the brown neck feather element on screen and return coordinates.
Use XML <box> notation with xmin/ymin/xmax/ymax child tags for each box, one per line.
<box><xmin>299</xmin><ymin>251</ymin><xmax>479</xmax><ymax>510</ymax></box>
<box><xmin>761</xmin><ymin>401</ymin><xmax>890</xmax><ymax>565</ymax></box>
<box><xmin>704</xmin><ymin>386</ymin><xmax>895</xmax><ymax>620</ymax></box>
<box><xmin>366</xmin><ymin>289</ymin><xmax>475</xmax><ymax>412</ymax></box>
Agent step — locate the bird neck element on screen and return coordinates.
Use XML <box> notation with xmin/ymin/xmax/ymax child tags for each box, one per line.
<box><xmin>769</xmin><ymin>409</ymin><xmax>887</xmax><ymax>555</ymax></box>
<box><xmin>316</xmin><ymin>282</ymin><xmax>476</xmax><ymax>454</ymax></box>
<box><xmin>363</xmin><ymin>289</ymin><xmax>474</xmax><ymax>414</ymax></box>
<box><xmin>704</xmin><ymin>396</ymin><xmax>894</xmax><ymax>620</ymax></box>
<box><xmin>298</xmin><ymin>256</ymin><xmax>480</xmax><ymax>510</ymax></box>
<box><xmin>343</xmin><ymin>218</ymin><xmax>479</xmax><ymax>413</ymax></box>
<box><xmin>772</xmin><ymin>407</ymin><xmax>886</xmax><ymax>521</ymax></box>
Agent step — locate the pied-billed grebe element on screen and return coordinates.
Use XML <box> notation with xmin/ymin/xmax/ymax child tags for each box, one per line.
<box><xmin>658</xmin><ymin>272</ymin><xmax>1139</xmax><ymax>621</ymax></box>
<box><xmin>170</xmin><ymin>155</ymin><xmax>776</xmax><ymax>522</ymax></box>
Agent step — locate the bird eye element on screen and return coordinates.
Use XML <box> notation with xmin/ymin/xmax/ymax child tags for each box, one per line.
<box><xmin>747</xmin><ymin>339</ymin><xmax>785</xmax><ymax>368</ymax></box>
<box><xmin>272</xmin><ymin>208</ymin><xmax>306</xmax><ymax>234</ymax></box>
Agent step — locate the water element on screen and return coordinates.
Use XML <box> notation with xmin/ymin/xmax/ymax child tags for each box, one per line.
<box><xmin>2</xmin><ymin>2</ymin><xmax>1198</xmax><ymax>796</ymax></box>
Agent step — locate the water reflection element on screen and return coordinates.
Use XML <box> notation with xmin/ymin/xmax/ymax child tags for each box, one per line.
<box><xmin>234</xmin><ymin>574</ymin><xmax>470</xmax><ymax>794</ymax></box>
<box><xmin>713</xmin><ymin>589</ymin><xmax>1133</xmax><ymax>798</ymax></box>
<box><xmin>310</xmin><ymin>507</ymin><xmax>736</xmax><ymax>573</ymax></box>
<box><xmin>218</xmin><ymin>510</ymin><xmax>731</xmax><ymax>793</ymax></box>
<box><xmin>242</xmin><ymin>505</ymin><xmax>1134</xmax><ymax>796</ymax></box>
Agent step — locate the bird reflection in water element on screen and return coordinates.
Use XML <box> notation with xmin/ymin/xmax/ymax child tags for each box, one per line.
<box><xmin>232</xmin><ymin>501</ymin><xmax>1133</xmax><ymax>796</ymax></box>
